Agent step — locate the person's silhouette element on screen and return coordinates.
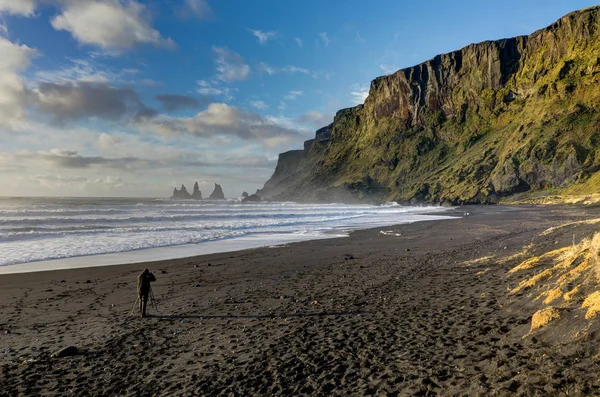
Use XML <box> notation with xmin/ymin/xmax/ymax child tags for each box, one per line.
<box><xmin>137</xmin><ymin>269</ymin><xmax>156</xmax><ymax>318</ymax></box>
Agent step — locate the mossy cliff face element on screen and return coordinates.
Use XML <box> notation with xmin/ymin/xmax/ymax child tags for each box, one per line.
<box><xmin>261</xmin><ymin>6</ymin><xmax>600</xmax><ymax>204</ymax></box>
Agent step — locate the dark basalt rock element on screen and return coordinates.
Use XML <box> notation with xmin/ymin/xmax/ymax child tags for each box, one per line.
<box><xmin>171</xmin><ymin>181</ymin><xmax>203</xmax><ymax>200</ymax></box>
<box><xmin>172</xmin><ymin>184</ymin><xmax>192</xmax><ymax>199</ymax></box>
<box><xmin>242</xmin><ymin>194</ymin><xmax>261</xmax><ymax>202</ymax></box>
<box><xmin>51</xmin><ymin>346</ymin><xmax>79</xmax><ymax>358</ymax></box>
<box><xmin>241</xmin><ymin>191</ymin><xmax>249</xmax><ymax>198</ymax></box>
<box><xmin>191</xmin><ymin>182</ymin><xmax>202</xmax><ymax>200</ymax></box>
<box><xmin>208</xmin><ymin>183</ymin><xmax>225</xmax><ymax>200</ymax></box>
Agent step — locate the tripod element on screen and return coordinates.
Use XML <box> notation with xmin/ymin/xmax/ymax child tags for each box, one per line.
<box><xmin>130</xmin><ymin>285</ymin><xmax>159</xmax><ymax>316</ymax></box>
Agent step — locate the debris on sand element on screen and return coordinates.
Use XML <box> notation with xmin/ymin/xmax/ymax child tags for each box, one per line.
<box><xmin>51</xmin><ymin>346</ymin><xmax>79</xmax><ymax>358</ymax></box>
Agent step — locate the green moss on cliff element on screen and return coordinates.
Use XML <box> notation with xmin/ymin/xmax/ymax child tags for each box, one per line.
<box><xmin>264</xmin><ymin>6</ymin><xmax>600</xmax><ymax>204</ymax></box>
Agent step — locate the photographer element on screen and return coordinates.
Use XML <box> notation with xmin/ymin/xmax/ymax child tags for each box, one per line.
<box><xmin>137</xmin><ymin>269</ymin><xmax>156</xmax><ymax>318</ymax></box>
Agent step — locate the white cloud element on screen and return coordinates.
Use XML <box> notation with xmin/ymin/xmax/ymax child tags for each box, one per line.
<box><xmin>10</xmin><ymin>148</ymin><xmax>139</xmax><ymax>169</ymax></box>
<box><xmin>379</xmin><ymin>64</ymin><xmax>396</xmax><ymax>74</ymax></box>
<box><xmin>297</xmin><ymin>111</ymin><xmax>333</xmax><ymax>128</ymax></box>
<box><xmin>284</xmin><ymin>90</ymin><xmax>303</xmax><ymax>101</ymax></box>
<box><xmin>264</xmin><ymin>114</ymin><xmax>314</xmax><ymax>138</ymax></box>
<box><xmin>282</xmin><ymin>65</ymin><xmax>311</xmax><ymax>75</ymax></box>
<box><xmin>0</xmin><ymin>36</ymin><xmax>34</xmax><ymax>72</ymax></box>
<box><xmin>356</xmin><ymin>31</ymin><xmax>366</xmax><ymax>43</ymax></box>
<box><xmin>51</xmin><ymin>0</ymin><xmax>173</xmax><ymax>51</ymax></box>
<box><xmin>318</xmin><ymin>32</ymin><xmax>329</xmax><ymax>46</ymax></box>
<box><xmin>189</xmin><ymin>104</ymin><xmax>299</xmax><ymax>142</ymax></box>
<box><xmin>225</xmin><ymin>156</ymin><xmax>274</xmax><ymax>168</ymax></box>
<box><xmin>139</xmin><ymin>78</ymin><xmax>159</xmax><ymax>87</ymax></box>
<box><xmin>97</xmin><ymin>132</ymin><xmax>121</xmax><ymax>149</ymax></box>
<box><xmin>184</xmin><ymin>0</ymin><xmax>212</xmax><ymax>19</ymax></box>
<box><xmin>0</xmin><ymin>35</ymin><xmax>37</xmax><ymax>130</ymax></box>
<box><xmin>31</xmin><ymin>174</ymin><xmax>89</xmax><ymax>190</ymax></box>
<box><xmin>0</xmin><ymin>117</ymin><xmax>291</xmax><ymax>197</ymax></box>
<box><xmin>259</xmin><ymin>62</ymin><xmax>316</xmax><ymax>77</ymax></box>
<box><xmin>258</xmin><ymin>62</ymin><xmax>276</xmax><ymax>75</ymax></box>
<box><xmin>33</xmin><ymin>81</ymin><xmax>154</xmax><ymax>123</ymax></box>
<box><xmin>93</xmin><ymin>130</ymin><xmax>190</xmax><ymax>160</ymax></box>
<box><xmin>212</xmin><ymin>46</ymin><xmax>250</xmax><ymax>82</ymax></box>
<box><xmin>5</xmin><ymin>142</ymin><xmax>274</xmax><ymax>173</ymax></box>
<box><xmin>136</xmin><ymin>103</ymin><xmax>302</xmax><ymax>146</ymax></box>
<box><xmin>350</xmin><ymin>83</ymin><xmax>369</xmax><ymax>105</ymax></box>
<box><xmin>94</xmin><ymin>175</ymin><xmax>126</xmax><ymax>188</ymax></box>
<box><xmin>26</xmin><ymin>169</ymin><xmax>141</xmax><ymax>192</ymax></box>
<box><xmin>294</xmin><ymin>37</ymin><xmax>303</xmax><ymax>47</ymax></box>
<box><xmin>250</xmin><ymin>100</ymin><xmax>268</xmax><ymax>110</ymax></box>
<box><xmin>29</xmin><ymin>173</ymin><xmax>129</xmax><ymax>191</ymax></box>
<box><xmin>197</xmin><ymin>80</ymin><xmax>234</xmax><ymax>100</ymax></box>
<box><xmin>248</xmin><ymin>29</ymin><xmax>276</xmax><ymax>44</ymax></box>
<box><xmin>36</xmin><ymin>58</ymin><xmax>126</xmax><ymax>84</ymax></box>
<box><xmin>267</xmin><ymin>112</ymin><xmax>332</xmax><ymax>132</ymax></box>
<box><xmin>0</xmin><ymin>0</ymin><xmax>36</xmax><ymax>16</ymax></box>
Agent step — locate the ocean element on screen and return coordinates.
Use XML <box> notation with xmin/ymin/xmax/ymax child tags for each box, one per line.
<box><xmin>0</xmin><ymin>197</ymin><xmax>455</xmax><ymax>273</ymax></box>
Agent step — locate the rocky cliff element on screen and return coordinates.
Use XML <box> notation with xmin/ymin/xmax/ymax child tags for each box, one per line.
<box><xmin>260</xmin><ymin>6</ymin><xmax>600</xmax><ymax>204</ymax></box>
<box><xmin>257</xmin><ymin>125</ymin><xmax>332</xmax><ymax>199</ymax></box>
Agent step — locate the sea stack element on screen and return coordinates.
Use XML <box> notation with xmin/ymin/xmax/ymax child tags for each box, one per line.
<box><xmin>191</xmin><ymin>182</ymin><xmax>202</xmax><ymax>200</ymax></box>
<box><xmin>209</xmin><ymin>183</ymin><xmax>225</xmax><ymax>200</ymax></box>
<box><xmin>171</xmin><ymin>184</ymin><xmax>192</xmax><ymax>199</ymax></box>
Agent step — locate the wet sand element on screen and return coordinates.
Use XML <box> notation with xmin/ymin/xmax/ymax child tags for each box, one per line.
<box><xmin>2</xmin><ymin>205</ymin><xmax>600</xmax><ymax>396</ymax></box>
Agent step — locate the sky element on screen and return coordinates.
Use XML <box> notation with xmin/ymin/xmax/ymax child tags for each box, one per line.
<box><xmin>0</xmin><ymin>0</ymin><xmax>598</xmax><ymax>198</ymax></box>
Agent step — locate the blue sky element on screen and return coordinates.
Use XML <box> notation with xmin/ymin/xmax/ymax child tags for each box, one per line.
<box><xmin>0</xmin><ymin>0</ymin><xmax>597</xmax><ymax>197</ymax></box>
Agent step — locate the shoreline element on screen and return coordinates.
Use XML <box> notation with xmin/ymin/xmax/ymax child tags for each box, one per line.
<box><xmin>0</xmin><ymin>208</ymin><xmax>457</xmax><ymax>275</ymax></box>
<box><xmin>3</xmin><ymin>204</ymin><xmax>600</xmax><ymax>395</ymax></box>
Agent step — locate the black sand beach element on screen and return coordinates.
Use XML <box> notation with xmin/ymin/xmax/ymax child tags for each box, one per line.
<box><xmin>2</xmin><ymin>205</ymin><xmax>600</xmax><ymax>396</ymax></box>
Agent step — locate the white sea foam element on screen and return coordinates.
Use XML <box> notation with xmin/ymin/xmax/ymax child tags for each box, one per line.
<box><xmin>0</xmin><ymin>197</ymin><xmax>456</xmax><ymax>273</ymax></box>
